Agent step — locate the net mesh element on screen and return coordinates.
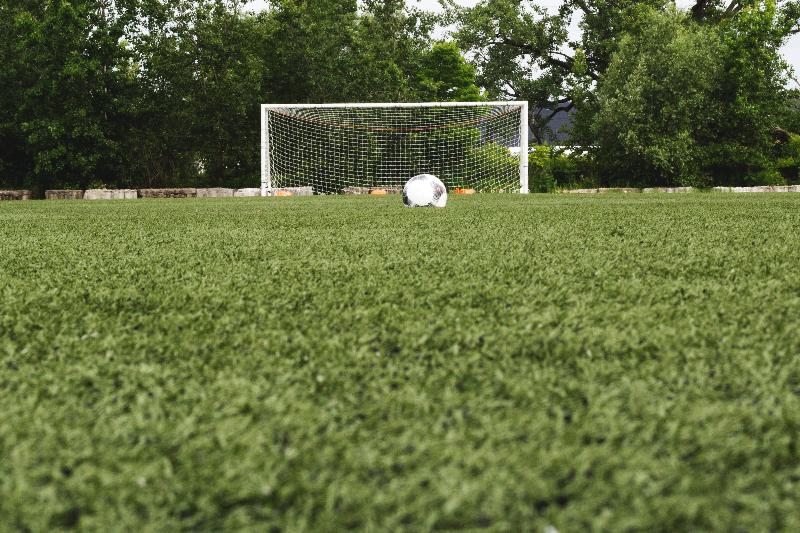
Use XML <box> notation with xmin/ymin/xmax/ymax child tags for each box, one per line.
<box><xmin>264</xmin><ymin>104</ymin><xmax>524</xmax><ymax>195</ymax></box>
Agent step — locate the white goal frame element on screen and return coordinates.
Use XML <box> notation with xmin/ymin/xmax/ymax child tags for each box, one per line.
<box><xmin>260</xmin><ymin>101</ymin><xmax>529</xmax><ymax>196</ymax></box>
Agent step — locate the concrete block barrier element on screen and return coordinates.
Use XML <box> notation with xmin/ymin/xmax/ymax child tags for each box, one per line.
<box><xmin>0</xmin><ymin>190</ymin><xmax>32</xmax><ymax>200</ymax></box>
<box><xmin>45</xmin><ymin>189</ymin><xmax>84</xmax><ymax>200</ymax></box>
<box><xmin>642</xmin><ymin>187</ymin><xmax>695</xmax><ymax>193</ymax></box>
<box><xmin>342</xmin><ymin>186</ymin><xmax>401</xmax><ymax>195</ymax></box>
<box><xmin>597</xmin><ymin>187</ymin><xmax>641</xmax><ymax>193</ymax></box>
<box><xmin>138</xmin><ymin>188</ymin><xmax>197</xmax><ymax>199</ymax></box>
<box><xmin>342</xmin><ymin>186</ymin><xmax>372</xmax><ymax>195</ymax></box>
<box><xmin>280</xmin><ymin>186</ymin><xmax>314</xmax><ymax>196</ymax></box>
<box><xmin>732</xmin><ymin>186</ymin><xmax>772</xmax><ymax>193</ymax></box>
<box><xmin>234</xmin><ymin>188</ymin><xmax>261</xmax><ymax>197</ymax></box>
<box><xmin>196</xmin><ymin>188</ymin><xmax>235</xmax><ymax>197</ymax></box>
<box><xmin>84</xmin><ymin>189</ymin><xmax>137</xmax><ymax>200</ymax></box>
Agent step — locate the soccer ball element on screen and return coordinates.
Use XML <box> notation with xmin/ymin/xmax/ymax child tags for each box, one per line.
<box><xmin>403</xmin><ymin>174</ymin><xmax>447</xmax><ymax>208</ymax></box>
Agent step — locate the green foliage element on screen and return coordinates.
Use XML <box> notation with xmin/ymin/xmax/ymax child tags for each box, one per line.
<box><xmin>263</xmin><ymin>0</ymin><xmax>361</xmax><ymax>102</ymax></box>
<box><xmin>528</xmin><ymin>146</ymin><xmax>587</xmax><ymax>192</ymax></box>
<box><xmin>416</xmin><ymin>42</ymin><xmax>483</xmax><ymax>102</ymax></box>
<box><xmin>128</xmin><ymin>1</ymin><xmax>265</xmax><ymax>188</ymax></box>
<box><xmin>591</xmin><ymin>9</ymin><xmax>723</xmax><ymax>186</ymax></box>
<box><xmin>264</xmin><ymin>0</ymin><xmax>449</xmax><ymax>103</ymax></box>
<box><xmin>0</xmin><ymin>0</ymin><xmax>471</xmax><ymax>192</ymax></box>
<box><xmin>550</xmin><ymin>149</ymin><xmax>586</xmax><ymax>188</ymax></box>
<box><xmin>706</xmin><ymin>0</ymin><xmax>792</xmax><ymax>184</ymax></box>
<box><xmin>776</xmin><ymin>133</ymin><xmax>800</xmax><ymax>182</ymax></box>
<box><xmin>454</xmin><ymin>1</ymin><xmax>798</xmax><ymax>183</ymax></box>
<box><xmin>452</xmin><ymin>0</ymin><xmax>668</xmax><ymax>143</ymax></box>
<box><xmin>2</xmin><ymin>195</ymin><xmax>800</xmax><ymax>529</ymax></box>
<box><xmin>0</xmin><ymin>1</ymin><xmax>139</xmax><ymax>192</ymax></box>
<box><xmin>590</xmin><ymin>6</ymin><xmax>790</xmax><ymax>187</ymax></box>
<box><xmin>781</xmin><ymin>89</ymin><xmax>800</xmax><ymax>133</ymax></box>
<box><xmin>528</xmin><ymin>146</ymin><xmax>553</xmax><ymax>193</ymax></box>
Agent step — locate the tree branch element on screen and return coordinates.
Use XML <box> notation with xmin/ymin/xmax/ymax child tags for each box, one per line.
<box><xmin>571</xmin><ymin>0</ymin><xmax>594</xmax><ymax>17</ymax></box>
<box><xmin>690</xmin><ymin>0</ymin><xmax>709</xmax><ymax>20</ymax></box>
<box><xmin>543</xmin><ymin>102</ymin><xmax>574</xmax><ymax>123</ymax></box>
<box><xmin>723</xmin><ymin>1</ymin><xmax>742</xmax><ymax>17</ymax></box>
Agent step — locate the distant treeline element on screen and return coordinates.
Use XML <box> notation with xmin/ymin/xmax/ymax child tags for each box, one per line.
<box><xmin>1</xmin><ymin>0</ymin><xmax>799</xmax><ymax>193</ymax></box>
<box><xmin>0</xmin><ymin>0</ymin><xmax>481</xmax><ymax>193</ymax></box>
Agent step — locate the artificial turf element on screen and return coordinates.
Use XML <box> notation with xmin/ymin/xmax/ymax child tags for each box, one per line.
<box><xmin>1</xmin><ymin>193</ymin><xmax>799</xmax><ymax>531</ymax></box>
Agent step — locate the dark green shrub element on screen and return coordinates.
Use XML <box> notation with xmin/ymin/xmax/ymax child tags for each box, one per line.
<box><xmin>589</xmin><ymin>8</ymin><xmax>787</xmax><ymax>188</ymax></box>
<box><xmin>550</xmin><ymin>151</ymin><xmax>584</xmax><ymax>189</ymax></box>
<box><xmin>528</xmin><ymin>146</ymin><xmax>554</xmax><ymax>192</ymax></box>
<box><xmin>528</xmin><ymin>147</ymin><xmax>592</xmax><ymax>191</ymax></box>
<box><xmin>744</xmin><ymin>168</ymin><xmax>784</xmax><ymax>186</ymax></box>
<box><xmin>776</xmin><ymin>134</ymin><xmax>800</xmax><ymax>183</ymax></box>
<box><xmin>676</xmin><ymin>172</ymin><xmax>713</xmax><ymax>188</ymax></box>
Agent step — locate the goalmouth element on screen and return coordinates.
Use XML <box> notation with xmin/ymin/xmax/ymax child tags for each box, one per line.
<box><xmin>260</xmin><ymin>101</ymin><xmax>529</xmax><ymax>196</ymax></box>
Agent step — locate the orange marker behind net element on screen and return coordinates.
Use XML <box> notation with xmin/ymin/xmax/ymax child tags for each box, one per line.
<box><xmin>454</xmin><ymin>188</ymin><xmax>476</xmax><ymax>195</ymax></box>
<box><xmin>275</xmin><ymin>190</ymin><xmax>293</xmax><ymax>197</ymax></box>
<box><xmin>370</xmin><ymin>189</ymin><xmax>389</xmax><ymax>196</ymax></box>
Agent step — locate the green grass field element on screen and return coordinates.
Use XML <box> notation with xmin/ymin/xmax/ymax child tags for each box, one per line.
<box><xmin>1</xmin><ymin>194</ymin><xmax>799</xmax><ymax>531</ymax></box>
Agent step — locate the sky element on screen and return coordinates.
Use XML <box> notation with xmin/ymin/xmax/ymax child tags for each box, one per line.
<box><xmin>248</xmin><ymin>0</ymin><xmax>800</xmax><ymax>88</ymax></box>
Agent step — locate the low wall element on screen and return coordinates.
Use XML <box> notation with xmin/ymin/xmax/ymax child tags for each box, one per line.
<box><xmin>196</xmin><ymin>188</ymin><xmax>234</xmax><ymax>197</ymax></box>
<box><xmin>0</xmin><ymin>190</ymin><xmax>32</xmax><ymax>200</ymax></box>
<box><xmin>642</xmin><ymin>187</ymin><xmax>695</xmax><ymax>193</ymax></box>
<box><xmin>566</xmin><ymin>185</ymin><xmax>800</xmax><ymax>194</ymax></box>
<box><xmin>138</xmin><ymin>188</ymin><xmax>197</xmax><ymax>198</ymax></box>
<box><xmin>281</xmin><ymin>186</ymin><xmax>314</xmax><ymax>196</ymax></box>
<box><xmin>727</xmin><ymin>185</ymin><xmax>800</xmax><ymax>193</ymax></box>
<box><xmin>234</xmin><ymin>188</ymin><xmax>261</xmax><ymax>197</ymax></box>
<box><xmin>84</xmin><ymin>189</ymin><xmax>138</xmax><ymax>200</ymax></box>
<box><xmin>9</xmin><ymin>185</ymin><xmax>800</xmax><ymax>201</ymax></box>
<box><xmin>45</xmin><ymin>189</ymin><xmax>84</xmax><ymax>200</ymax></box>
<box><xmin>343</xmin><ymin>186</ymin><xmax>402</xmax><ymax>195</ymax></box>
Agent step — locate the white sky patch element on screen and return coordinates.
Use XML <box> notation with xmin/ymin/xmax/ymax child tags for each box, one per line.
<box><xmin>247</xmin><ymin>0</ymin><xmax>799</xmax><ymax>88</ymax></box>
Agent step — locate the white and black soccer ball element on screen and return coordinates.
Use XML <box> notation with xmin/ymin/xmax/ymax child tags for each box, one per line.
<box><xmin>403</xmin><ymin>174</ymin><xmax>447</xmax><ymax>208</ymax></box>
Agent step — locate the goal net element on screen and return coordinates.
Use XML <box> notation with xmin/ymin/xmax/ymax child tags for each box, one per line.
<box><xmin>260</xmin><ymin>102</ymin><xmax>529</xmax><ymax>196</ymax></box>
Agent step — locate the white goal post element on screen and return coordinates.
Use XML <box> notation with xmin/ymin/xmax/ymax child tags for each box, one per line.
<box><xmin>260</xmin><ymin>101</ymin><xmax>529</xmax><ymax>196</ymax></box>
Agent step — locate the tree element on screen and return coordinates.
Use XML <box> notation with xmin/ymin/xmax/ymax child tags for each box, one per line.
<box><xmin>451</xmin><ymin>0</ymin><xmax>799</xmax><ymax>147</ymax></box>
<box><xmin>348</xmin><ymin>0</ymin><xmax>437</xmax><ymax>101</ymax></box>
<box><xmin>782</xmin><ymin>88</ymin><xmax>800</xmax><ymax>133</ymax></box>
<box><xmin>591</xmin><ymin>4</ymin><xmax>790</xmax><ymax>186</ymax></box>
<box><xmin>590</xmin><ymin>9</ymin><xmax>725</xmax><ymax>186</ymax></box>
<box><xmin>0</xmin><ymin>0</ymin><xmax>140</xmax><ymax>192</ymax></box>
<box><xmin>0</xmin><ymin>2</ymin><xmax>28</xmax><ymax>188</ymax></box>
<box><xmin>416</xmin><ymin>42</ymin><xmax>483</xmax><ymax>101</ymax></box>
<box><xmin>451</xmin><ymin>0</ymin><xmax>667</xmax><ymax>143</ymax></box>
<box><xmin>0</xmin><ymin>0</ymin><xmax>482</xmax><ymax>191</ymax></box>
<box><xmin>262</xmin><ymin>0</ymin><xmax>444</xmax><ymax>103</ymax></box>
<box><xmin>260</xmin><ymin>0</ymin><xmax>360</xmax><ymax>103</ymax></box>
<box><xmin>129</xmin><ymin>1</ymin><xmax>264</xmax><ymax>186</ymax></box>
<box><xmin>704</xmin><ymin>0</ymin><xmax>792</xmax><ymax>183</ymax></box>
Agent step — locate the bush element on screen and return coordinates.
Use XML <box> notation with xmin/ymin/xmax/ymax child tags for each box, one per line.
<box><xmin>590</xmin><ymin>10</ymin><xmax>722</xmax><ymax>187</ymax></box>
<box><xmin>589</xmin><ymin>7</ymin><xmax>787</xmax><ymax>187</ymax></box>
<box><xmin>528</xmin><ymin>147</ymin><xmax>591</xmax><ymax>192</ymax></box>
<box><xmin>550</xmin><ymin>151</ymin><xmax>585</xmax><ymax>189</ymax></box>
<box><xmin>776</xmin><ymin>134</ymin><xmax>800</xmax><ymax>183</ymax></box>
<box><xmin>528</xmin><ymin>146</ymin><xmax>553</xmax><ymax>192</ymax></box>
<box><xmin>745</xmin><ymin>168</ymin><xmax>784</xmax><ymax>185</ymax></box>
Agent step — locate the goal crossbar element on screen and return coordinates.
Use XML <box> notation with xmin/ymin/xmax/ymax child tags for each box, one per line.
<box><xmin>260</xmin><ymin>101</ymin><xmax>529</xmax><ymax>196</ymax></box>
<box><xmin>262</xmin><ymin>101</ymin><xmax>527</xmax><ymax>110</ymax></box>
